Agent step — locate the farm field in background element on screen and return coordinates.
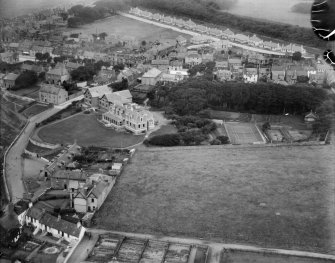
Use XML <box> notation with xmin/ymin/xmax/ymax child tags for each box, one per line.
<box><xmin>94</xmin><ymin>145</ymin><xmax>335</xmax><ymax>253</ymax></box>
<box><xmin>66</xmin><ymin>15</ymin><xmax>190</xmax><ymax>42</ymax></box>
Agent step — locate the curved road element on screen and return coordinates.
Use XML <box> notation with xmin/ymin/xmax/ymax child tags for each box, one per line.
<box><xmin>4</xmin><ymin>96</ymin><xmax>83</xmax><ymax>202</ymax></box>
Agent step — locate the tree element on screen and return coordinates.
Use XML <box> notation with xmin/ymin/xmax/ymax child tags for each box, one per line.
<box><xmin>99</xmin><ymin>32</ymin><xmax>107</xmax><ymax>40</ymax></box>
<box><xmin>113</xmin><ymin>63</ymin><xmax>125</xmax><ymax>72</ymax></box>
<box><xmin>60</xmin><ymin>12</ymin><xmax>68</xmax><ymax>21</ymax></box>
<box><xmin>262</xmin><ymin>122</ymin><xmax>271</xmax><ymax>132</ymax></box>
<box><xmin>14</xmin><ymin>71</ymin><xmax>38</xmax><ymax>90</ymax></box>
<box><xmin>71</xmin><ymin>65</ymin><xmax>96</xmax><ymax>81</ymax></box>
<box><xmin>217</xmin><ymin>136</ymin><xmax>229</xmax><ymax>144</ymax></box>
<box><xmin>68</xmin><ymin>17</ymin><xmax>82</xmax><ymax>28</ymax></box>
<box><xmin>35</xmin><ymin>52</ymin><xmax>44</xmax><ymax>62</ymax></box>
<box><xmin>292</xmin><ymin>51</ymin><xmax>302</xmax><ymax>61</ymax></box>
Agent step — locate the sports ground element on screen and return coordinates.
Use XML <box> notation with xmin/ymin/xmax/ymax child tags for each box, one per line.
<box><xmin>94</xmin><ymin>144</ymin><xmax>335</xmax><ymax>253</ymax></box>
<box><xmin>223</xmin><ymin>122</ymin><xmax>266</xmax><ymax>144</ymax></box>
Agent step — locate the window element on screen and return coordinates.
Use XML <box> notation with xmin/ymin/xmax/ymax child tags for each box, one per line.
<box><xmin>91</xmin><ymin>198</ymin><xmax>94</xmax><ymax>202</ymax></box>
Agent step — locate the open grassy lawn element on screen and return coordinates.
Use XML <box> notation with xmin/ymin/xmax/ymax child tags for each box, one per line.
<box><xmin>95</xmin><ymin>145</ymin><xmax>335</xmax><ymax>253</ymax></box>
<box><xmin>149</xmin><ymin>124</ymin><xmax>178</xmax><ymax>138</ymax></box>
<box><xmin>37</xmin><ymin>113</ymin><xmax>144</xmax><ymax>148</ymax></box>
<box><xmin>66</xmin><ymin>15</ymin><xmax>190</xmax><ymax>42</ymax></box>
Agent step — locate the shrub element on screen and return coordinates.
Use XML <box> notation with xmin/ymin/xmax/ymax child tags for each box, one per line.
<box><xmin>217</xmin><ymin>135</ymin><xmax>230</xmax><ymax>144</ymax></box>
<box><xmin>148</xmin><ymin>134</ymin><xmax>181</xmax><ymax>146</ymax></box>
<box><xmin>211</xmin><ymin>139</ymin><xmax>221</xmax><ymax>145</ymax></box>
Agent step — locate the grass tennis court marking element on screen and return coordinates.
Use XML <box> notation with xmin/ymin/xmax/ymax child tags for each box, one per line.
<box><xmin>224</xmin><ymin>122</ymin><xmax>265</xmax><ymax>144</ymax></box>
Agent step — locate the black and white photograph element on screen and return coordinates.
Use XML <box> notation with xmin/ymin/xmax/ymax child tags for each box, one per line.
<box><xmin>0</xmin><ymin>0</ymin><xmax>334</xmax><ymax>262</ymax></box>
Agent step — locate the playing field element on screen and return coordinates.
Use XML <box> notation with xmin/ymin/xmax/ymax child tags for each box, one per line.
<box><xmin>94</xmin><ymin>144</ymin><xmax>335</xmax><ymax>253</ymax></box>
<box><xmin>66</xmin><ymin>15</ymin><xmax>190</xmax><ymax>42</ymax></box>
<box><xmin>224</xmin><ymin>122</ymin><xmax>265</xmax><ymax>144</ymax></box>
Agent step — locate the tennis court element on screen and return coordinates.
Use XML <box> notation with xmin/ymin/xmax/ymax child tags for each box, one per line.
<box><xmin>224</xmin><ymin>122</ymin><xmax>266</xmax><ymax>144</ymax></box>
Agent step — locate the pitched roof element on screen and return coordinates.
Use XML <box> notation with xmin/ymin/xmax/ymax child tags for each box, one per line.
<box><xmin>103</xmin><ymin>93</ymin><xmax>131</xmax><ymax>105</ymax></box>
<box><xmin>40</xmin><ymin>84</ymin><xmax>65</xmax><ymax>95</ymax></box>
<box><xmin>86</xmin><ymin>85</ymin><xmax>112</xmax><ymax>98</ymax></box>
<box><xmin>4</xmin><ymin>73</ymin><xmax>19</xmax><ymax>81</ymax></box>
<box><xmin>305</xmin><ymin>111</ymin><xmax>318</xmax><ymax>119</ymax></box>
<box><xmin>39</xmin><ymin>212</ymin><xmax>82</xmax><ymax>237</ymax></box>
<box><xmin>47</xmin><ymin>65</ymin><xmax>69</xmax><ymax>76</ymax></box>
<box><xmin>52</xmin><ymin>170</ymin><xmax>88</xmax><ymax>180</ymax></box>
<box><xmin>26</xmin><ymin>206</ymin><xmax>45</xmax><ymax>220</ymax></box>
<box><xmin>89</xmin><ymin>181</ymin><xmax>109</xmax><ymax>198</ymax></box>
<box><xmin>114</xmin><ymin>89</ymin><xmax>132</xmax><ymax>100</ymax></box>
<box><xmin>142</xmin><ymin>68</ymin><xmax>162</xmax><ymax>78</ymax></box>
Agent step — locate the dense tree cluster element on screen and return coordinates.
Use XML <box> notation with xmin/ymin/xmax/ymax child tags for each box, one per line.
<box><xmin>131</xmin><ymin>0</ymin><xmax>325</xmax><ymax>49</ymax></box>
<box><xmin>151</xmin><ymin>78</ymin><xmax>327</xmax><ymax>116</ymax></box>
<box><xmin>313</xmin><ymin>94</ymin><xmax>335</xmax><ymax>139</ymax></box>
<box><xmin>70</xmin><ymin>60</ymin><xmax>111</xmax><ymax>81</ymax></box>
<box><xmin>67</xmin><ymin>5</ymin><xmax>111</xmax><ymax>27</ymax></box>
<box><xmin>13</xmin><ymin>70</ymin><xmax>38</xmax><ymax>90</ymax></box>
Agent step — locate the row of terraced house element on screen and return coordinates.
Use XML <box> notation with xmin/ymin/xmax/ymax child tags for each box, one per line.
<box><xmin>129</xmin><ymin>7</ymin><xmax>306</xmax><ymax>55</ymax></box>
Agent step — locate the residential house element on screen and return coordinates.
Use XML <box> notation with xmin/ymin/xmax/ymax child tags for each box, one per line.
<box><xmin>8</xmin><ymin>42</ymin><xmax>19</xmax><ymax>52</ymax></box>
<box><xmin>271</xmin><ymin>66</ymin><xmax>286</xmax><ymax>82</ymax></box>
<box><xmin>176</xmin><ymin>35</ymin><xmax>187</xmax><ymax>46</ymax></box>
<box><xmin>45</xmin><ymin>64</ymin><xmax>70</xmax><ymax>84</ymax></box>
<box><xmin>84</xmin><ymin>85</ymin><xmax>113</xmax><ymax>107</ymax></box>
<box><xmin>99</xmin><ymin>90</ymin><xmax>133</xmax><ymax>111</ymax></box>
<box><xmin>309</xmin><ymin>71</ymin><xmax>325</xmax><ymax>86</ymax></box>
<box><xmin>209</xmin><ymin>28</ymin><xmax>223</xmax><ymax>37</ymax></box>
<box><xmin>243</xmin><ymin>67</ymin><xmax>258</xmax><ymax>83</ymax></box>
<box><xmin>74</xmin><ymin>181</ymin><xmax>111</xmax><ymax>213</ymax></box>
<box><xmin>304</xmin><ymin>111</ymin><xmax>318</xmax><ymax>123</ymax></box>
<box><xmin>65</xmin><ymin>61</ymin><xmax>83</xmax><ymax>72</ymax></box>
<box><xmin>169</xmin><ymin>60</ymin><xmax>184</xmax><ymax>71</ymax></box>
<box><xmin>102</xmin><ymin>103</ymin><xmax>155</xmax><ymax>134</ymax></box>
<box><xmin>39</xmin><ymin>84</ymin><xmax>68</xmax><ymax>105</ymax></box>
<box><xmin>285</xmin><ymin>68</ymin><xmax>297</xmax><ymax>84</ymax></box>
<box><xmin>151</xmin><ymin>59</ymin><xmax>170</xmax><ymax>72</ymax></box>
<box><xmin>141</xmin><ymin>68</ymin><xmax>162</xmax><ymax>86</ymax></box>
<box><xmin>185</xmin><ymin>53</ymin><xmax>202</xmax><ymax>66</ymax></box>
<box><xmin>184</xmin><ymin>19</ymin><xmax>196</xmax><ymax>30</ymax></box>
<box><xmin>50</xmin><ymin>170</ymin><xmax>88</xmax><ymax>192</ymax></box>
<box><xmin>262</xmin><ymin>41</ymin><xmax>281</xmax><ymax>51</ymax></box>
<box><xmin>211</xmin><ymin>40</ymin><xmax>231</xmax><ymax>51</ymax></box>
<box><xmin>248</xmin><ymin>35</ymin><xmax>263</xmax><ymax>46</ymax></box>
<box><xmin>3</xmin><ymin>73</ymin><xmax>19</xmax><ymax>89</ymax></box>
<box><xmin>0</xmin><ymin>52</ymin><xmax>18</xmax><ymax>64</ymax></box>
<box><xmin>228</xmin><ymin>57</ymin><xmax>243</xmax><ymax>72</ymax></box>
<box><xmin>258</xmin><ymin>67</ymin><xmax>271</xmax><ymax>80</ymax></box>
<box><xmin>25</xmin><ymin>206</ymin><xmax>85</xmax><ymax>243</ymax></box>
<box><xmin>233</xmin><ymin>34</ymin><xmax>249</xmax><ymax>44</ymax></box>
<box><xmin>195</xmin><ymin>24</ymin><xmax>208</xmax><ymax>34</ymax></box>
<box><xmin>78</xmin><ymin>34</ymin><xmax>94</xmax><ymax>43</ymax></box>
<box><xmin>175</xmin><ymin>18</ymin><xmax>186</xmax><ymax>28</ymax></box>
<box><xmin>41</xmin><ymin>143</ymin><xmax>81</xmax><ymax>178</ymax></box>
<box><xmin>14</xmin><ymin>200</ymin><xmax>30</xmax><ymax>226</ymax></box>
<box><xmin>215</xmin><ymin>69</ymin><xmax>232</xmax><ymax>81</ymax></box>
<box><xmin>94</xmin><ymin>66</ymin><xmax>117</xmax><ymax>85</ymax></box>
<box><xmin>215</xmin><ymin>59</ymin><xmax>229</xmax><ymax>70</ymax></box>
<box><xmin>202</xmin><ymin>52</ymin><xmax>214</xmax><ymax>63</ymax></box>
<box><xmin>190</xmin><ymin>35</ymin><xmax>211</xmax><ymax>44</ymax></box>
<box><xmin>222</xmin><ymin>28</ymin><xmax>234</xmax><ymax>40</ymax></box>
<box><xmin>282</xmin><ymin>43</ymin><xmax>306</xmax><ymax>54</ymax></box>
<box><xmin>117</xmin><ymin>68</ymin><xmax>137</xmax><ymax>83</ymax></box>
<box><xmin>0</xmin><ymin>204</ymin><xmax>21</xmax><ymax>247</ymax></box>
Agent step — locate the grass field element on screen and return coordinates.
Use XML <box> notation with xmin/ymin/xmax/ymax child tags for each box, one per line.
<box><xmin>149</xmin><ymin>124</ymin><xmax>178</xmax><ymax>138</ymax></box>
<box><xmin>23</xmin><ymin>103</ymin><xmax>51</xmax><ymax>118</ymax></box>
<box><xmin>94</xmin><ymin>145</ymin><xmax>335</xmax><ymax>253</ymax></box>
<box><xmin>224</xmin><ymin>122</ymin><xmax>265</xmax><ymax>144</ymax></box>
<box><xmin>66</xmin><ymin>15</ymin><xmax>190</xmax><ymax>43</ymax></box>
<box><xmin>37</xmin><ymin>113</ymin><xmax>144</xmax><ymax>148</ymax></box>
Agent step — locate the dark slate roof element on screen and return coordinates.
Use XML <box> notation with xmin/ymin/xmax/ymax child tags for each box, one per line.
<box><xmin>40</xmin><ymin>212</ymin><xmax>82</xmax><ymax>237</ymax></box>
<box><xmin>26</xmin><ymin>206</ymin><xmax>45</xmax><ymax>220</ymax></box>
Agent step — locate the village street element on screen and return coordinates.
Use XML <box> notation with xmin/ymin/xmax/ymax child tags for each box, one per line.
<box><xmin>4</xmin><ymin>95</ymin><xmax>84</xmax><ymax>202</ymax></box>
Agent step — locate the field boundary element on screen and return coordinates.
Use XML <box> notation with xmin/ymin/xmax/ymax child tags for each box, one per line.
<box><xmin>88</xmin><ymin>229</ymin><xmax>335</xmax><ymax>261</ymax></box>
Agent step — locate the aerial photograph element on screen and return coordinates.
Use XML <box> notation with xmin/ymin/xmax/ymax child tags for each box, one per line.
<box><xmin>0</xmin><ymin>0</ymin><xmax>334</xmax><ymax>262</ymax></box>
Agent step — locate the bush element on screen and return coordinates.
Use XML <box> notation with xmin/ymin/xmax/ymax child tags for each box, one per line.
<box><xmin>217</xmin><ymin>135</ymin><xmax>230</xmax><ymax>144</ymax></box>
<box><xmin>210</xmin><ymin>139</ymin><xmax>221</xmax><ymax>145</ymax></box>
<box><xmin>148</xmin><ymin>134</ymin><xmax>181</xmax><ymax>146</ymax></box>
